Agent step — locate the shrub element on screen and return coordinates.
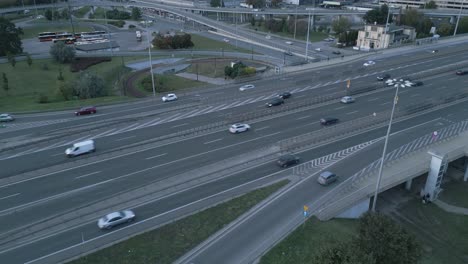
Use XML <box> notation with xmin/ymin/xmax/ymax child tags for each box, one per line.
<box><xmin>37</xmin><ymin>94</ymin><xmax>49</xmax><ymax>104</ymax></box>
<box><xmin>128</xmin><ymin>24</ymin><xmax>136</xmax><ymax>28</ymax></box>
<box><xmin>108</xmin><ymin>20</ymin><xmax>125</xmax><ymax>28</ymax></box>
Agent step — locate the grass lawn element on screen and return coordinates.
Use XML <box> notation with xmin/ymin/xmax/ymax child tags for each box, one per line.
<box><xmin>246</xmin><ymin>24</ymin><xmax>329</xmax><ymax>43</ymax></box>
<box><xmin>0</xmin><ymin>0</ymin><xmax>15</xmax><ymax>8</ymax></box>
<box><xmin>186</xmin><ymin>58</ymin><xmax>232</xmax><ymax>78</ymax></box>
<box><xmin>69</xmin><ymin>180</ymin><xmax>290</xmax><ymax>264</ymax></box>
<box><xmin>439</xmin><ymin>180</ymin><xmax>468</xmax><ymax>208</ymax></box>
<box><xmin>89</xmin><ymin>7</ymin><xmax>106</xmax><ymax>19</ymax></box>
<box><xmin>259</xmin><ymin>218</ymin><xmax>359</xmax><ymax>264</ymax></box>
<box><xmin>21</xmin><ymin>25</ymin><xmax>93</xmax><ymax>39</ymax></box>
<box><xmin>0</xmin><ymin>56</ymin><xmax>145</xmax><ymax>112</ymax></box>
<box><xmin>137</xmin><ymin>73</ymin><xmax>206</xmax><ymax>95</ymax></box>
<box><xmin>396</xmin><ymin>198</ymin><xmax>468</xmax><ymax>264</ymax></box>
<box><xmin>73</xmin><ymin>6</ymin><xmax>92</xmax><ymax>19</ymax></box>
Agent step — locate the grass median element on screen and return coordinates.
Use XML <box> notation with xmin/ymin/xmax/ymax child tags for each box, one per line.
<box><xmin>69</xmin><ymin>180</ymin><xmax>290</xmax><ymax>264</ymax></box>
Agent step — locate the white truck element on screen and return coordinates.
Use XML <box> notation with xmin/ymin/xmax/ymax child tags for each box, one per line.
<box><xmin>65</xmin><ymin>140</ymin><xmax>95</xmax><ymax>157</ymax></box>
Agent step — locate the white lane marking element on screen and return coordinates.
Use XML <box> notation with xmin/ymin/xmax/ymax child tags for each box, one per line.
<box><xmin>410</xmin><ymin>93</ymin><xmax>420</xmax><ymax>97</ymax></box>
<box><xmin>171</xmin><ymin>123</ymin><xmax>188</xmax><ymax>128</ymax></box>
<box><xmin>0</xmin><ymin>193</ymin><xmax>20</xmax><ymax>201</ymax></box>
<box><xmin>346</xmin><ymin>110</ymin><xmax>359</xmax><ymax>115</ymax></box>
<box><xmin>367</xmin><ymin>97</ymin><xmax>380</xmax><ymax>102</ymax></box>
<box><xmin>392</xmin><ymin>118</ymin><xmax>442</xmax><ymax>136</ymax></box>
<box><xmin>255</xmin><ymin>126</ymin><xmax>269</xmax><ymax>131</ymax></box>
<box><xmin>296</xmin><ymin>115</ymin><xmax>311</xmax><ymax>120</ymax></box>
<box><xmin>74</xmin><ymin>171</ymin><xmax>101</xmax><ymax>180</ymax></box>
<box><xmin>381</xmin><ymin>102</ymin><xmax>392</xmax><ymax>105</ymax></box>
<box><xmin>447</xmin><ymin>77</ymin><xmax>458</xmax><ymax>81</ymax></box>
<box><xmin>145</xmin><ymin>153</ymin><xmax>168</xmax><ymax>160</ymax></box>
<box><xmin>334</xmin><ymin>106</ymin><xmax>346</xmax><ymax>110</ymax></box>
<box><xmin>204</xmin><ymin>138</ymin><xmax>223</xmax><ymax>144</ymax></box>
<box><xmin>115</xmin><ymin>135</ymin><xmax>136</xmax><ymax>142</ymax></box>
<box><xmin>51</xmin><ymin>152</ymin><xmax>64</xmax><ymax>157</ymax></box>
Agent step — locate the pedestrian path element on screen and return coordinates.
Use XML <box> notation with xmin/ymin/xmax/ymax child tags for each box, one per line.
<box><xmin>433</xmin><ymin>199</ymin><xmax>468</xmax><ymax>215</ymax></box>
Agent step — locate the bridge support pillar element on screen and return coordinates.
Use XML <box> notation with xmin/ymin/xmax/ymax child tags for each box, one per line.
<box><xmin>422</xmin><ymin>151</ymin><xmax>447</xmax><ymax>202</ymax></box>
<box><xmin>337</xmin><ymin>198</ymin><xmax>370</xmax><ymax>219</ymax></box>
<box><xmin>405</xmin><ymin>178</ymin><xmax>412</xmax><ymax>191</ymax></box>
<box><xmin>464</xmin><ymin>157</ymin><xmax>468</xmax><ymax>182</ymax></box>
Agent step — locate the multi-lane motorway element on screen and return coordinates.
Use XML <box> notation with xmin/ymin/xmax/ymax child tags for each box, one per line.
<box><xmin>1</xmin><ymin>39</ymin><xmax>468</xmax><ymax>263</ymax></box>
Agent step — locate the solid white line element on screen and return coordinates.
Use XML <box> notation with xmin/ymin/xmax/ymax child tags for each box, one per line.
<box><xmin>145</xmin><ymin>153</ymin><xmax>168</xmax><ymax>160</ymax></box>
<box><xmin>391</xmin><ymin>118</ymin><xmax>442</xmax><ymax>136</ymax></box>
<box><xmin>74</xmin><ymin>171</ymin><xmax>101</xmax><ymax>180</ymax></box>
<box><xmin>381</xmin><ymin>102</ymin><xmax>392</xmax><ymax>105</ymax></box>
<box><xmin>204</xmin><ymin>138</ymin><xmax>223</xmax><ymax>144</ymax></box>
<box><xmin>367</xmin><ymin>97</ymin><xmax>380</xmax><ymax>102</ymax></box>
<box><xmin>410</xmin><ymin>93</ymin><xmax>420</xmax><ymax>97</ymax></box>
<box><xmin>171</xmin><ymin>123</ymin><xmax>188</xmax><ymax>128</ymax></box>
<box><xmin>296</xmin><ymin>115</ymin><xmax>311</xmax><ymax>120</ymax></box>
<box><xmin>0</xmin><ymin>193</ymin><xmax>20</xmax><ymax>201</ymax></box>
<box><xmin>255</xmin><ymin>126</ymin><xmax>269</xmax><ymax>131</ymax></box>
<box><xmin>346</xmin><ymin>110</ymin><xmax>359</xmax><ymax>115</ymax></box>
<box><xmin>51</xmin><ymin>152</ymin><xmax>64</xmax><ymax>157</ymax></box>
<box><xmin>334</xmin><ymin>106</ymin><xmax>346</xmax><ymax>110</ymax></box>
<box><xmin>115</xmin><ymin>135</ymin><xmax>136</xmax><ymax>142</ymax></box>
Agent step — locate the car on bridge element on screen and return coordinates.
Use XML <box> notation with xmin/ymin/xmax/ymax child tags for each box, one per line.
<box><xmin>75</xmin><ymin>106</ymin><xmax>97</xmax><ymax>116</ymax></box>
<box><xmin>320</xmin><ymin>117</ymin><xmax>339</xmax><ymax>126</ymax></box>
<box><xmin>277</xmin><ymin>91</ymin><xmax>292</xmax><ymax>99</ymax></box>
<box><xmin>162</xmin><ymin>93</ymin><xmax>178</xmax><ymax>102</ymax></box>
<box><xmin>98</xmin><ymin>210</ymin><xmax>135</xmax><ymax>230</ymax></box>
<box><xmin>229</xmin><ymin>123</ymin><xmax>250</xmax><ymax>134</ymax></box>
<box><xmin>363</xmin><ymin>60</ymin><xmax>375</xmax><ymax>67</ymax></box>
<box><xmin>266</xmin><ymin>97</ymin><xmax>284</xmax><ymax>107</ymax></box>
<box><xmin>239</xmin><ymin>84</ymin><xmax>255</xmax><ymax>91</ymax></box>
<box><xmin>284</xmin><ymin>50</ymin><xmax>293</xmax><ymax>56</ymax></box>
<box><xmin>0</xmin><ymin>113</ymin><xmax>14</xmax><ymax>122</ymax></box>
<box><xmin>340</xmin><ymin>96</ymin><xmax>355</xmax><ymax>104</ymax></box>
<box><xmin>277</xmin><ymin>154</ymin><xmax>300</xmax><ymax>168</ymax></box>
<box><xmin>456</xmin><ymin>70</ymin><xmax>468</xmax><ymax>75</ymax></box>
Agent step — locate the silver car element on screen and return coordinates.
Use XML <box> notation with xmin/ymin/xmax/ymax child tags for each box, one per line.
<box><xmin>239</xmin><ymin>84</ymin><xmax>255</xmax><ymax>91</ymax></box>
<box><xmin>0</xmin><ymin>114</ymin><xmax>14</xmax><ymax>122</ymax></box>
<box><xmin>97</xmin><ymin>210</ymin><xmax>135</xmax><ymax>230</ymax></box>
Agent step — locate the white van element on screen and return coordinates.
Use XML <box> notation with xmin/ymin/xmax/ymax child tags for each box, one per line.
<box><xmin>65</xmin><ymin>140</ymin><xmax>95</xmax><ymax>157</ymax></box>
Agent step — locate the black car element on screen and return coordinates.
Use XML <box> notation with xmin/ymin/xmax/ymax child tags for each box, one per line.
<box><xmin>277</xmin><ymin>92</ymin><xmax>292</xmax><ymax>99</ymax></box>
<box><xmin>266</xmin><ymin>98</ymin><xmax>284</xmax><ymax>107</ymax></box>
<box><xmin>456</xmin><ymin>70</ymin><xmax>468</xmax><ymax>75</ymax></box>
<box><xmin>332</xmin><ymin>51</ymin><xmax>341</xmax><ymax>55</ymax></box>
<box><xmin>320</xmin><ymin>117</ymin><xmax>339</xmax><ymax>125</ymax></box>
<box><xmin>411</xmin><ymin>81</ymin><xmax>423</xmax><ymax>87</ymax></box>
<box><xmin>284</xmin><ymin>51</ymin><xmax>293</xmax><ymax>56</ymax></box>
<box><xmin>377</xmin><ymin>74</ymin><xmax>390</xmax><ymax>81</ymax></box>
<box><xmin>277</xmin><ymin>154</ymin><xmax>300</xmax><ymax>168</ymax></box>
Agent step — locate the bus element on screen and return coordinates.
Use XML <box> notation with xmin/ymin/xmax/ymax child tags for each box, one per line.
<box><xmin>53</xmin><ymin>37</ymin><xmax>76</xmax><ymax>44</ymax></box>
<box><xmin>38</xmin><ymin>32</ymin><xmax>60</xmax><ymax>42</ymax></box>
<box><xmin>78</xmin><ymin>31</ymin><xmax>107</xmax><ymax>40</ymax></box>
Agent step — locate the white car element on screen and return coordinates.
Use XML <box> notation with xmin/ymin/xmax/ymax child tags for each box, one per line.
<box><xmin>340</xmin><ymin>96</ymin><xmax>355</xmax><ymax>104</ymax></box>
<box><xmin>285</xmin><ymin>41</ymin><xmax>293</xmax><ymax>45</ymax></box>
<box><xmin>0</xmin><ymin>113</ymin><xmax>14</xmax><ymax>122</ymax></box>
<box><xmin>265</xmin><ymin>35</ymin><xmax>271</xmax><ymax>39</ymax></box>
<box><xmin>229</xmin><ymin>123</ymin><xmax>250</xmax><ymax>134</ymax></box>
<box><xmin>239</xmin><ymin>84</ymin><xmax>255</xmax><ymax>91</ymax></box>
<box><xmin>363</xmin><ymin>61</ymin><xmax>376</xmax><ymax>67</ymax></box>
<box><xmin>223</xmin><ymin>38</ymin><xmax>230</xmax><ymax>43</ymax></box>
<box><xmin>97</xmin><ymin>210</ymin><xmax>135</xmax><ymax>230</ymax></box>
<box><xmin>315</xmin><ymin>48</ymin><xmax>322</xmax><ymax>52</ymax></box>
<box><xmin>162</xmin><ymin>93</ymin><xmax>178</xmax><ymax>102</ymax></box>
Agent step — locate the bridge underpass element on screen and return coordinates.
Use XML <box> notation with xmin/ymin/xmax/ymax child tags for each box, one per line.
<box><xmin>311</xmin><ymin>120</ymin><xmax>468</xmax><ymax>221</ymax></box>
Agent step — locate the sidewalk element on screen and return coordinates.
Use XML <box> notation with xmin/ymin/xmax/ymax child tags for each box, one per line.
<box><xmin>433</xmin><ymin>200</ymin><xmax>468</xmax><ymax>215</ymax></box>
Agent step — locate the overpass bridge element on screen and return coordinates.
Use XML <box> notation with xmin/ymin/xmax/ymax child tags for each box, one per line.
<box><xmin>312</xmin><ymin>119</ymin><xmax>468</xmax><ymax>220</ymax></box>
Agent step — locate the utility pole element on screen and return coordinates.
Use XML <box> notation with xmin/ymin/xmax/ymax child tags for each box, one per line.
<box><xmin>454</xmin><ymin>0</ymin><xmax>465</xmax><ymax>36</ymax></box>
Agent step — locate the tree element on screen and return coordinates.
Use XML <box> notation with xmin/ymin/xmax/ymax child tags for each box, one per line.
<box><xmin>357</xmin><ymin>212</ymin><xmax>422</xmax><ymax>264</ymax></box>
<box><xmin>246</xmin><ymin>0</ymin><xmax>266</xmax><ymax>8</ymax></box>
<box><xmin>55</xmin><ymin>80</ymin><xmax>73</xmax><ymax>101</ymax></box>
<box><xmin>50</xmin><ymin>42</ymin><xmax>75</xmax><ymax>63</ymax></box>
<box><xmin>400</xmin><ymin>9</ymin><xmax>422</xmax><ymax>28</ymax></box>
<box><xmin>314</xmin><ymin>242</ymin><xmax>376</xmax><ymax>264</ymax></box>
<box><xmin>437</xmin><ymin>23</ymin><xmax>453</xmax><ymax>36</ymax></box>
<box><xmin>0</xmin><ymin>17</ymin><xmax>23</xmax><ymax>56</ymax></box>
<box><xmin>250</xmin><ymin>16</ymin><xmax>255</xmax><ymax>26</ymax></box>
<box><xmin>363</xmin><ymin>4</ymin><xmax>392</xmax><ymax>24</ymax></box>
<box><xmin>45</xmin><ymin>9</ymin><xmax>52</xmax><ymax>20</ymax></box>
<box><xmin>131</xmin><ymin>7</ymin><xmax>141</xmax><ymax>20</ymax></box>
<box><xmin>270</xmin><ymin>0</ymin><xmax>282</xmax><ymax>7</ymax></box>
<box><xmin>73</xmin><ymin>72</ymin><xmax>107</xmax><ymax>99</ymax></box>
<box><xmin>210</xmin><ymin>0</ymin><xmax>222</xmax><ymax>7</ymax></box>
<box><xmin>2</xmin><ymin>73</ymin><xmax>8</xmax><ymax>93</ymax></box>
<box><xmin>7</xmin><ymin>53</ymin><xmax>16</xmax><ymax>67</ymax></box>
<box><xmin>61</xmin><ymin>8</ymin><xmax>70</xmax><ymax>20</ymax></box>
<box><xmin>456</xmin><ymin>17</ymin><xmax>468</xmax><ymax>34</ymax></box>
<box><xmin>26</xmin><ymin>53</ymin><xmax>32</xmax><ymax>67</ymax></box>
<box><xmin>53</xmin><ymin>10</ymin><xmax>60</xmax><ymax>20</ymax></box>
<box><xmin>425</xmin><ymin>0</ymin><xmax>437</xmax><ymax>9</ymax></box>
<box><xmin>332</xmin><ymin>17</ymin><xmax>351</xmax><ymax>35</ymax></box>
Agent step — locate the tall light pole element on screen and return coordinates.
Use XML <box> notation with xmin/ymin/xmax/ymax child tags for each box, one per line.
<box><xmin>371</xmin><ymin>82</ymin><xmax>402</xmax><ymax>212</ymax></box>
<box><xmin>305</xmin><ymin>10</ymin><xmax>311</xmax><ymax>61</ymax></box>
<box><xmin>293</xmin><ymin>5</ymin><xmax>298</xmax><ymax>40</ymax></box>
<box><xmin>379</xmin><ymin>6</ymin><xmax>391</xmax><ymax>49</ymax></box>
<box><xmin>454</xmin><ymin>0</ymin><xmax>465</xmax><ymax>36</ymax></box>
<box><xmin>146</xmin><ymin>22</ymin><xmax>156</xmax><ymax>98</ymax></box>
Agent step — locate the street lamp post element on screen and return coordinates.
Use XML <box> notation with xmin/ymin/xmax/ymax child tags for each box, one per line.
<box><xmin>454</xmin><ymin>0</ymin><xmax>466</xmax><ymax>36</ymax></box>
<box><xmin>146</xmin><ymin>24</ymin><xmax>156</xmax><ymax>98</ymax></box>
<box><xmin>293</xmin><ymin>5</ymin><xmax>298</xmax><ymax>40</ymax></box>
<box><xmin>371</xmin><ymin>82</ymin><xmax>401</xmax><ymax>212</ymax></box>
<box><xmin>379</xmin><ymin>6</ymin><xmax>391</xmax><ymax>49</ymax></box>
<box><xmin>305</xmin><ymin>11</ymin><xmax>311</xmax><ymax>61</ymax></box>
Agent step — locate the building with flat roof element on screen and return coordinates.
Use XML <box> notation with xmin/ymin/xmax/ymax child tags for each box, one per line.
<box><xmin>356</xmin><ymin>23</ymin><xmax>416</xmax><ymax>50</ymax></box>
<box><xmin>379</xmin><ymin>0</ymin><xmax>468</xmax><ymax>9</ymax></box>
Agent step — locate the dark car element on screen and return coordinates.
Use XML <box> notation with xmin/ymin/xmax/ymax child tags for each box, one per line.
<box><xmin>377</xmin><ymin>74</ymin><xmax>390</xmax><ymax>81</ymax></box>
<box><xmin>266</xmin><ymin>98</ymin><xmax>284</xmax><ymax>107</ymax></box>
<box><xmin>284</xmin><ymin>51</ymin><xmax>293</xmax><ymax>56</ymax></box>
<box><xmin>277</xmin><ymin>154</ymin><xmax>300</xmax><ymax>168</ymax></box>
<box><xmin>75</xmin><ymin>106</ymin><xmax>97</xmax><ymax>116</ymax></box>
<box><xmin>320</xmin><ymin>117</ymin><xmax>339</xmax><ymax>125</ymax></box>
<box><xmin>411</xmin><ymin>81</ymin><xmax>423</xmax><ymax>87</ymax></box>
<box><xmin>277</xmin><ymin>92</ymin><xmax>292</xmax><ymax>99</ymax></box>
<box><xmin>456</xmin><ymin>70</ymin><xmax>468</xmax><ymax>75</ymax></box>
<box><xmin>431</xmin><ymin>49</ymin><xmax>438</xmax><ymax>53</ymax></box>
<box><xmin>332</xmin><ymin>51</ymin><xmax>341</xmax><ymax>55</ymax></box>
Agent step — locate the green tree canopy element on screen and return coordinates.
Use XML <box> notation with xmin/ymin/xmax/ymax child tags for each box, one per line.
<box><xmin>210</xmin><ymin>0</ymin><xmax>223</xmax><ymax>7</ymax></box>
<box><xmin>73</xmin><ymin>72</ymin><xmax>107</xmax><ymax>99</ymax></box>
<box><xmin>456</xmin><ymin>17</ymin><xmax>468</xmax><ymax>34</ymax></box>
<box><xmin>425</xmin><ymin>0</ymin><xmax>437</xmax><ymax>9</ymax></box>
<box><xmin>332</xmin><ymin>17</ymin><xmax>351</xmax><ymax>35</ymax></box>
<box><xmin>0</xmin><ymin>17</ymin><xmax>23</xmax><ymax>56</ymax></box>
<box><xmin>246</xmin><ymin>0</ymin><xmax>266</xmax><ymax>8</ymax></box>
<box><xmin>437</xmin><ymin>23</ymin><xmax>453</xmax><ymax>36</ymax></box>
<box><xmin>131</xmin><ymin>7</ymin><xmax>142</xmax><ymax>20</ymax></box>
<box><xmin>49</xmin><ymin>42</ymin><xmax>76</xmax><ymax>63</ymax></box>
<box><xmin>363</xmin><ymin>4</ymin><xmax>392</xmax><ymax>24</ymax></box>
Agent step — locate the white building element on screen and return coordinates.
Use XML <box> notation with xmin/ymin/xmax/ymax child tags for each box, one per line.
<box><xmin>379</xmin><ymin>0</ymin><xmax>468</xmax><ymax>9</ymax></box>
<box><xmin>356</xmin><ymin>23</ymin><xmax>416</xmax><ymax>50</ymax></box>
